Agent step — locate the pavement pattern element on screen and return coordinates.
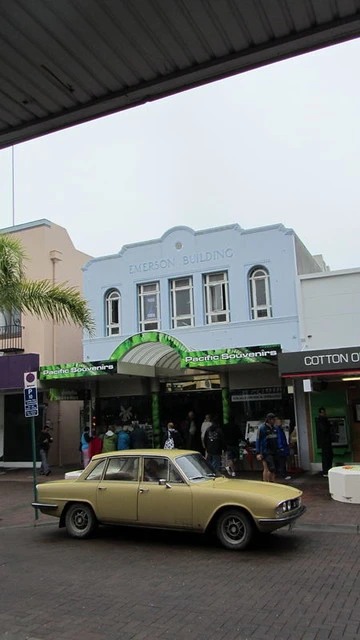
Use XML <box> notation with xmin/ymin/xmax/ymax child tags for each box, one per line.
<box><xmin>0</xmin><ymin>468</ymin><xmax>360</xmax><ymax>640</ymax></box>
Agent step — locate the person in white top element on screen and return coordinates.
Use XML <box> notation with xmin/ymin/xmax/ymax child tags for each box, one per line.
<box><xmin>201</xmin><ymin>414</ymin><xmax>213</xmax><ymax>450</ymax></box>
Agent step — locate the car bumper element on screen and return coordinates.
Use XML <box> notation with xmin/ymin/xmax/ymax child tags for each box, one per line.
<box><xmin>257</xmin><ymin>505</ymin><xmax>306</xmax><ymax>532</ymax></box>
<box><xmin>32</xmin><ymin>502</ymin><xmax>59</xmax><ymax>515</ymax></box>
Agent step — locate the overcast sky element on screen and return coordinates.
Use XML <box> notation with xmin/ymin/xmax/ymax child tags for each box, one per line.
<box><xmin>0</xmin><ymin>38</ymin><xmax>359</xmax><ymax>271</ymax></box>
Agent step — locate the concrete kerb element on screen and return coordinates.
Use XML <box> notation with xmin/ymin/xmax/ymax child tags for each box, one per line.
<box><xmin>296</xmin><ymin>522</ymin><xmax>360</xmax><ymax>534</ymax></box>
<box><xmin>0</xmin><ymin>520</ymin><xmax>57</xmax><ymax>532</ymax></box>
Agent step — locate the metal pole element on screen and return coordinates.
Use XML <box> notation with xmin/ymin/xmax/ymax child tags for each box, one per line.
<box><xmin>11</xmin><ymin>146</ymin><xmax>15</xmax><ymax>226</ymax></box>
<box><xmin>31</xmin><ymin>416</ymin><xmax>39</xmax><ymax>521</ymax></box>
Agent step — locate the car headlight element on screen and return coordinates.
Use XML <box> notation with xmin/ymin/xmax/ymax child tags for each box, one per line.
<box><xmin>276</xmin><ymin>497</ymin><xmax>301</xmax><ymax>517</ymax></box>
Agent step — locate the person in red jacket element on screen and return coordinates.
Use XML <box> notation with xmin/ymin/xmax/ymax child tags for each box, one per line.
<box><xmin>88</xmin><ymin>428</ymin><xmax>103</xmax><ymax>461</ymax></box>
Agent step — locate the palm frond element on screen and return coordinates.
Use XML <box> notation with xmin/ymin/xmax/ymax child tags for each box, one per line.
<box><xmin>0</xmin><ymin>234</ymin><xmax>27</xmax><ymax>288</ymax></box>
<box><xmin>19</xmin><ymin>280</ymin><xmax>95</xmax><ymax>335</ymax></box>
<box><xmin>0</xmin><ymin>233</ymin><xmax>95</xmax><ymax>335</ymax></box>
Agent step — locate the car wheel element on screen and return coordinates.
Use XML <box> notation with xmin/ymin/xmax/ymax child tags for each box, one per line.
<box><xmin>216</xmin><ymin>509</ymin><xmax>253</xmax><ymax>550</ymax></box>
<box><xmin>65</xmin><ymin>503</ymin><xmax>97</xmax><ymax>539</ymax></box>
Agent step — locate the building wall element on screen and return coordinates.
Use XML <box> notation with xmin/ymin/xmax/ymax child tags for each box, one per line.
<box><xmin>83</xmin><ymin>223</ymin><xmax>314</xmax><ymax>360</ymax></box>
<box><xmin>300</xmin><ymin>269</ymin><xmax>360</xmax><ymax>350</ymax></box>
<box><xmin>2</xmin><ymin>219</ymin><xmax>91</xmax><ymax>365</ymax></box>
<box><xmin>0</xmin><ymin>219</ymin><xmax>92</xmax><ymax>466</ymax></box>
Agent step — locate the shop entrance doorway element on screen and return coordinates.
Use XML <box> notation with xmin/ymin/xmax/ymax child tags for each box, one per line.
<box><xmin>159</xmin><ymin>390</ymin><xmax>223</xmax><ymax>432</ymax></box>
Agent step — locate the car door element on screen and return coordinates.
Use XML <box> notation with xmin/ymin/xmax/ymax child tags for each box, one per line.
<box><xmin>96</xmin><ymin>456</ymin><xmax>139</xmax><ymax>523</ymax></box>
<box><xmin>137</xmin><ymin>456</ymin><xmax>192</xmax><ymax>527</ymax></box>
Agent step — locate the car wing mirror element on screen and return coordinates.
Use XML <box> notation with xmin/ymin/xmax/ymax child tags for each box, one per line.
<box><xmin>158</xmin><ymin>479</ymin><xmax>172</xmax><ymax>488</ymax></box>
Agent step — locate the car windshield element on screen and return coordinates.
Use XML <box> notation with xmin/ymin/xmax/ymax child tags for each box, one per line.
<box><xmin>175</xmin><ymin>453</ymin><xmax>219</xmax><ymax>482</ymax></box>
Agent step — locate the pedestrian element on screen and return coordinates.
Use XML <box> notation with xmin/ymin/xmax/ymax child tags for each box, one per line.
<box><xmin>102</xmin><ymin>426</ymin><xmax>117</xmax><ymax>453</ymax></box>
<box><xmin>256</xmin><ymin>413</ymin><xmax>283</xmax><ymax>482</ymax></box>
<box><xmin>223</xmin><ymin>421</ymin><xmax>239</xmax><ymax>477</ymax></box>
<box><xmin>88</xmin><ymin>427</ymin><xmax>103</xmax><ymax>461</ymax></box>
<box><xmin>316</xmin><ymin>407</ymin><xmax>333</xmax><ymax>477</ymax></box>
<box><xmin>80</xmin><ymin>426</ymin><xmax>91</xmax><ymax>468</ymax></box>
<box><xmin>274</xmin><ymin>417</ymin><xmax>291</xmax><ymax>481</ymax></box>
<box><xmin>184</xmin><ymin>410</ymin><xmax>200</xmax><ymax>450</ymax></box>
<box><xmin>163</xmin><ymin>422</ymin><xmax>183</xmax><ymax>449</ymax></box>
<box><xmin>204</xmin><ymin>421</ymin><xmax>225</xmax><ymax>472</ymax></box>
<box><xmin>117</xmin><ymin>425</ymin><xmax>131</xmax><ymax>450</ymax></box>
<box><xmin>200</xmin><ymin>414</ymin><xmax>212</xmax><ymax>449</ymax></box>
<box><xmin>38</xmin><ymin>424</ymin><xmax>53</xmax><ymax>476</ymax></box>
<box><xmin>130</xmin><ymin>421</ymin><xmax>149</xmax><ymax>448</ymax></box>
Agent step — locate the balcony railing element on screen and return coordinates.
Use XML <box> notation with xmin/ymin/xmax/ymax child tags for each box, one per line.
<box><xmin>0</xmin><ymin>325</ymin><xmax>24</xmax><ymax>353</ymax></box>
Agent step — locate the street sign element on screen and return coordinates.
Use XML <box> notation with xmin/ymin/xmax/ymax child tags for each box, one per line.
<box><xmin>24</xmin><ymin>372</ymin><xmax>39</xmax><ymax>417</ymax></box>
<box><xmin>23</xmin><ymin>371</ymin><xmax>40</xmax><ymax>519</ymax></box>
<box><xmin>24</xmin><ymin>371</ymin><xmax>37</xmax><ymax>389</ymax></box>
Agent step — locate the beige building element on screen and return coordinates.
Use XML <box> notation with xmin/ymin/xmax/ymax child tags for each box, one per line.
<box><xmin>0</xmin><ymin>219</ymin><xmax>91</xmax><ymax>467</ymax></box>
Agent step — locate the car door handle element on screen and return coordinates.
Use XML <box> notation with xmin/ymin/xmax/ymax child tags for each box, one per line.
<box><xmin>98</xmin><ymin>486</ymin><xmax>107</xmax><ymax>491</ymax></box>
<box><xmin>139</xmin><ymin>488</ymin><xmax>149</xmax><ymax>493</ymax></box>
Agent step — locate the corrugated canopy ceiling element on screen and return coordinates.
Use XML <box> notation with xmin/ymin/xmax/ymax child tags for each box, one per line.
<box><xmin>121</xmin><ymin>342</ymin><xmax>182</xmax><ymax>369</ymax></box>
<box><xmin>1</xmin><ymin>0</ymin><xmax>360</xmax><ymax>149</ymax></box>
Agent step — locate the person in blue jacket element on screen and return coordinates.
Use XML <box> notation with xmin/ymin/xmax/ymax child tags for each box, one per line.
<box><xmin>275</xmin><ymin>417</ymin><xmax>291</xmax><ymax>481</ymax></box>
<box><xmin>117</xmin><ymin>426</ymin><xmax>131</xmax><ymax>450</ymax></box>
<box><xmin>256</xmin><ymin>413</ymin><xmax>283</xmax><ymax>482</ymax></box>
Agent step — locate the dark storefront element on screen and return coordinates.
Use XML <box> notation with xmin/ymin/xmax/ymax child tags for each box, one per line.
<box><xmin>230</xmin><ymin>385</ymin><xmax>295</xmax><ymax>439</ymax></box>
<box><xmin>0</xmin><ymin>353</ymin><xmax>42</xmax><ymax>464</ymax></box>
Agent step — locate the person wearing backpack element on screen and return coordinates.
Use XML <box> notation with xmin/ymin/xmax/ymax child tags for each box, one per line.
<box><xmin>163</xmin><ymin>422</ymin><xmax>183</xmax><ymax>449</ymax></box>
<box><xmin>204</xmin><ymin>421</ymin><xmax>225</xmax><ymax>472</ymax></box>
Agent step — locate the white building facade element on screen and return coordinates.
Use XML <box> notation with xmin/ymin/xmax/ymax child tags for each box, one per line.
<box><xmin>42</xmin><ymin>222</ymin><xmax>321</xmax><ymax>469</ymax></box>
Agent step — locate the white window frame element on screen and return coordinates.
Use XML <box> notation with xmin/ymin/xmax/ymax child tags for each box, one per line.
<box><xmin>170</xmin><ymin>277</ymin><xmax>194</xmax><ymax>328</ymax></box>
<box><xmin>138</xmin><ymin>281</ymin><xmax>161</xmax><ymax>331</ymax></box>
<box><xmin>249</xmin><ymin>267</ymin><xmax>272</xmax><ymax>319</ymax></box>
<box><xmin>204</xmin><ymin>271</ymin><xmax>230</xmax><ymax>324</ymax></box>
<box><xmin>105</xmin><ymin>289</ymin><xmax>121</xmax><ymax>336</ymax></box>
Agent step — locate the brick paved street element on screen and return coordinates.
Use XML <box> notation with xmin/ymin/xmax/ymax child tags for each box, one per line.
<box><xmin>1</xmin><ymin>468</ymin><xmax>360</xmax><ymax>640</ymax></box>
<box><xmin>0</xmin><ymin>520</ymin><xmax>360</xmax><ymax>640</ymax></box>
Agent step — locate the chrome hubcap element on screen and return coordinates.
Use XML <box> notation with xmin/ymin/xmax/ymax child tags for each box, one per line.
<box><xmin>223</xmin><ymin>516</ymin><xmax>245</xmax><ymax>543</ymax></box>
<box><xmin>73</xmin><ymin>509</ymin><xmax>88</xmax><ymax>530</ymax></box>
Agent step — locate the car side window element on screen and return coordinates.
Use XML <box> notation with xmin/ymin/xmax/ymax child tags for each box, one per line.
<box><xmin>104</xmin><ymin>457</ymin><xmax>139</xmax><ymax>481</ymax></box>
<box><xmin>169</xmin><ymin>463</ymin><xmax>185</xmax><ymax>483</ymax></box>
<box><xmin>85</xmin><ymin>460</ymin><xmax>106</xmax><ymax>481</ymax></box>
<box><xmin>143</xmin><ymin>457</ymin><xmax>168</xmax><ymax>482</ymax></box>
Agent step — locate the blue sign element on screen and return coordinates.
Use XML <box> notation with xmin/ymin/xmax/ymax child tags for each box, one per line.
<box><xmin>24</xmin><ymin>387</ymin><xmax>39</xmax><ymax>418</ymax></box>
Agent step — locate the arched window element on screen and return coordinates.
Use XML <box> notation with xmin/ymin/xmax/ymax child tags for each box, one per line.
<box><xmin>249</xmin><ymin>267</ymin><xmax>272</xmax><ymax>319</ymax></box>
<box><xmin>105</xmin><ymin>289</ymin><xmax>121</xmax><ymax>336</ymax></box>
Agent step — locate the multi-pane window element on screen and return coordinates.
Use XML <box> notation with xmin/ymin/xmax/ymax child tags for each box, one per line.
<box><xmin>249</xmin><ymin>267</ymin><xmax>272</xmax><ymax>319</ymax></box>
<box><xmin>204</xmin><ymin>271</ymin><xmax>230</xmax><ymax>324</ymax></box>
<box><xmin>138</xmin><ymin>282</ymin><xmax>160</xmax><ymax>331</ymax></box>
<box><xmin>105</xmin><ymin>289</ymin><xmax>121</xmax><ymax>336</ymax></box>
<box><xmin>170</xmin><ymin>277</ymin><xmax>194</xmax><ymax>328</ymax></box>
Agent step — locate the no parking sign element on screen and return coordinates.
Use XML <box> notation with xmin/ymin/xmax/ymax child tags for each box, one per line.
<box><xmin>24</xmin><ymin>371</ymin><xmax>38</xmax><ymax>417</ymax></box>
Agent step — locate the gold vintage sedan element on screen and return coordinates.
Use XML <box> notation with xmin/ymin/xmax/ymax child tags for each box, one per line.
<box><xmin>33</xmin><ymin>450</ymin><xmax>305</xmax><ymax>551</ymax></box>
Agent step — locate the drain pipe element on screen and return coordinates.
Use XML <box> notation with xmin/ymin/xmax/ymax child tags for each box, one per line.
<box><xmin>49</xmin><ymin>250</ymin><xmax>63</xmax><ymax>466</ymax></box>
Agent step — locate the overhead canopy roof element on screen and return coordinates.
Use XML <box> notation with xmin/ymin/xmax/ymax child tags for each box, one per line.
<box><xmin>120</xmin><ymin>342</ymin><xmax>182</xmax><ymax>370</ymax></box>
<box><xmin>1</xmin><ymin>0</ymin><xmax>360</xmax><ymax>149</ymax></box>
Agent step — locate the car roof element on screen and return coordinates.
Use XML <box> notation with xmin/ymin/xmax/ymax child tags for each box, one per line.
<box><xmin>92</xmin><ymin>449</ymin><xmax>196</xmax><ymax>461</ymax></box>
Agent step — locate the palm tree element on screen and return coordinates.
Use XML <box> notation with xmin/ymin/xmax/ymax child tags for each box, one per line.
<box><xmin>0</xmin><ymin>233</ymin><xmax>94</xmax><ymax>334</ymax></box>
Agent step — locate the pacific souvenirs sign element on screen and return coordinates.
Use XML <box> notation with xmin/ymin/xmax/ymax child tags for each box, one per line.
<box><xmin>180</xmin><ymin>345</ymin><xmax>281</xmax><ymax>368</ymax></box>
<box><xmin>39</xmin><ymin>360</ymin><xmax>117</xmax><ymax>380</ymax></box>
